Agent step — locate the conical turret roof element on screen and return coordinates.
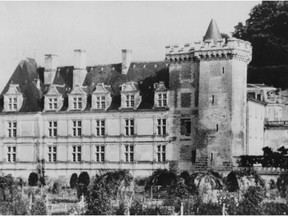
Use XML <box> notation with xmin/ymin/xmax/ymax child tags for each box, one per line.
<box><xmin>203</xmin><ymin>19</ymin><xmax>222</xmax><ymax>43</ymax></box>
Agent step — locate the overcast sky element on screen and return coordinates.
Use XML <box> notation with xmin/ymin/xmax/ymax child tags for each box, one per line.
<box><xmin>0</xmin><ymin>1</ymin><xmax>259</xmax><ymax>92</ymax></box>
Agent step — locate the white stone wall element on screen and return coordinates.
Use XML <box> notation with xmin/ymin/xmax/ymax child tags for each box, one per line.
<box><xmin>247</xmin><ymin>100</ymin><xmax>265</xmax><ymax>155</ymax></box>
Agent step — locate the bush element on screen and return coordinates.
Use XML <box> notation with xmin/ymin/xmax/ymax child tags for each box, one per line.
<box><xmin>78</xmin><ymin>172</ymin><xmax>90</xmax><ymax>187</ymax></box>
<box><xmin>52</xmin><ymin>180</ymin><xmax>62</xmax><ymax>194</ymax></box>
<box><xmin>28</xmin><ymin>172</ymin><xmax>38</xmax><ymax>187</ymax></box>
<box><xmin>277</xmin><ymin>174</ymin><xmax>288</xmax><ymax>197</ymax></box>
<box><xmin>31</xmin><ymin>199</ymin><xmax>47</xmax><ymax>215</ymax></box>
<box><xmin>70</xmin><ymin>173</ymin><xmax>78</xmax><ymax>189</ymax></box>
<box><xmin>196</xmin><ymin>202</ymin><xmax>222</xmax><ymax>215</ymax></box>
<box><xmin>261</xmin><ymin>202</ymin><xmax>288</xmax><ymax>215</ymax></box>
<box><xmin>236</xmin><ymin>186</ymin><xmax>265</xmax><ymax>215</ymax></box>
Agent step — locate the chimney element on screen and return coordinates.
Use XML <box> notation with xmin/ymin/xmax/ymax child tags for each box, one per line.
<box><xmin>44</xmin><ymin>54</ymin><xmax>58</xmax><ymax>85</ymax></box>
<box><xmin>121</xmin><ymin>49</ymin><xmax>132</xmax><ymax>75</ymax></box>
<box><xmin>73</xmin><ymin>49</ymin><xmax>87</xmax><ymax>88</ymax></box>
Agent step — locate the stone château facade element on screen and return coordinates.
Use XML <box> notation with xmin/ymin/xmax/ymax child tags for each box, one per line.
<box><xmin>1</xmin><ymin>19</ymin><xmax>281</xmax><ymax>179</ymax></box>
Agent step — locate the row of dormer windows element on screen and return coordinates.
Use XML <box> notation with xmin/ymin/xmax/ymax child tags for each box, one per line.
<box><xmin>4</xmin><ymin>87</ymin><xmax>168</xmax><ymax>112</ymax></box>
<box><xmin>5</xmin><ymin>118</ymin><xmax>168</xmax><ymax>138</ymax></box>
<box><xmin>5</xmin><ymin>144</ymin><xmax>167</xmax><ymax>163</ymax></box>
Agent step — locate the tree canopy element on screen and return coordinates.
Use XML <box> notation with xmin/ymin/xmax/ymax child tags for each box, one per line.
<box><xmin>233</xmin><ymin>1</ymin><xmax>288</xmax><ymax>66</ymax></box>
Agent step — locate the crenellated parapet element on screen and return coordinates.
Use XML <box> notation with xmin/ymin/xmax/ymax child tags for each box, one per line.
<box><xmin>165</xmin><ymin>37</ymin><xmax>252</xmax><ymax>64</ymax></box>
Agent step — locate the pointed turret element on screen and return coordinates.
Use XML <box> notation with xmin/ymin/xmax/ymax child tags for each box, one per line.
<box><xmin>203</xmin><ymin>19</ymin><xmax>222</xmax><ymax>43</ymax></box>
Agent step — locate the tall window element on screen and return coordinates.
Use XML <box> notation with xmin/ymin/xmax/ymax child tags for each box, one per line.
<box><xmin>126</xmin><ymin>94</ymin><xmax>135</xmax><ymax>108</ymax></box>
<box><xmin>48</xmin><ymin>98</ymin><xmax>58</xmax><ymax>110</ymax></box>
<box><xmin>157</xmin><ymin>119</ymin><xmax>166</xmax><ymax>135</ymax></box>
<box><xmin>48</xmin><ymin>121</ymin><xmax>57</xmax><ymax>137</ymax></box>
<box><xmin>48</xmin><ymin>146</ymin><xmax>57</xmax><ymax>162</ymax></box>
<box><xmin>157</xmin><ymin>145</ymin><xmax>166</xmax><ymax>162</ymax></box>
<box><xmin>180</xmin><ymin>119</ymin><xmax>191</xmax><ymax>136</ymax></box>
<box><xmin>8</xmin><ymin>121</ymin><xmax>17</xmax><ymax>137</ymax></box>
<box><xmin>96</xmin><ymin>145</ymin><xmax>105</xmax><ymax>162</ymax></box>
<box><xmin>72</xmin><ymin>120</ymin><xmax>82</xmax><ymax>136</ymax></box>
<box><xmin>96</xmin><ymin>120</ymin><xmax>105</xmax><ymax>136</ymax></box>
<box><xmin>8</xmin><ymin>97</ymin><xmax>17</xmax><ymax>111</ymax></box>
<box><xmin>124</xmin><ymin>145</ymin><xmax>134</xmax><ymax>162</ymax></box>
<box><xmin>72</xmin><ymin>146</ymin><xmax>81</xmax><ymax>162</ymax></box>
<box><xmin>7</xmin><ymin>146</ymin><xmax>16</xmax><ymax>162</ymax></box>
<box><xmin>125</xmin><ymin>119</ymin><xmax>134</xmax><ymax>136</ymax></box>
<box><xmin>73</xmin><ymin>97</ymin><xmax>82</xmax><ymax>109</ymax></box>
<box><xmin>157</xmin><ymin>93</ymin><xmax>167</xmax><ymax>107</ymax></box>
<box><xmin>95</xmin><ymin>96</ymin><xmax>106</xmax><ymax>109</ymax></box>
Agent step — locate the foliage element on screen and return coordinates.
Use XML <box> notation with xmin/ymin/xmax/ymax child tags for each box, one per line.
<box><xmin>113</xmin><ymin>202</ymin><xmax>126</xmax><ymax>215</ymax></box>
<box><xmin>236</xmin><ymin>186</ymin><xmax>265</xmax><ymax>215</ymax></box>
<box><xmin>85</xmin><ymin>176</ymin><xmax>112</xmax><ymax>215</ymax></box>
<box><xmin>197</xmin><ymin>202</ymin><xmax>222</xmax><ymax>215</ymax></box>
<box><xmin>233</xmin><ymin>1</ymin><xmax>288</xmax><ymax>66</ymax></box>
<box><xmin>70</xmin><ymin>173</ymin><xmax>78</xmax><ymax>189</ymax></box>
<box><xmin>129</xmin><ymin>199</ymin><xmax>144</xmax><ymax>215</ymax></box>
<box><xmin>31</xmin><ymin>199</ymin><xmax>47</xmax><ymax>215</ymax></box>
<box><xmin>142</xmin><ymin>205</ymin><xmax>174</xmax><ymax>215</ymax></box>
<box><xmin>261</xmin><ymin>202</ymin><xmax>288</xmax><ymax>215</ymax></box>
<box><xmin>28</xmin><ymin>172</ymin><xmax>39</xmax><ymax>186</ymax></box>
<box><xmin>0</xmin><ymin>174</ymin><xmax>17</xmax><ymax>202</ymax></box>
<box><xmin>0</xmin><ymin>192</ymin><xmax>29</xmax><ymax>215</ymax></box>
<box><xmin>277</xmin><ymin>174</ymin><xmax>288</xmax><ymax>198</ymax></box>
<box><xmin>52</xmin><ymin>180</ymin><xmax>62</xmax><ymax>194</ymax></box>
<box><xmin>216</xmin><ymin>191</ymin><xmax>239</xmax><ymax>214</ymax></box>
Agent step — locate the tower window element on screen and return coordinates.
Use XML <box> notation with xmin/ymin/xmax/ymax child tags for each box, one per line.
<box><xmin>210</xmin><ymin>95</ymin><xmax>215</xmax><ymax>105</ymax></box>
<box><xmin>181</xmin><ymin>118</ymin><xmax>191</xmax><ymax>136</ymax></box>
<box><xmin>192</xmin><ymin>150</ymin><xmax>196</xmax><ymax>164</ymax></box>
<box><xmin>216</xmin><ymin>124</ymin><xmax>219</xmax><ymax>131</ymax></box>
<box><xmin>210</xmin><ymin>153</ymin><xmax>214</xmax><ymax>162</ymax></box>
<box><xmin>222</xmin><ymin>67</ymin><xmax>225</xmax><ymax>74</ymax></box>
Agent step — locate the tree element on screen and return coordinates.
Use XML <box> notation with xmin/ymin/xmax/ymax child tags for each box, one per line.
<box><xmin>232</xmin><ymin>1</ymin><xmax>288</xmax><ymax>66</ymax></box>
<box><xmin>86</xmin><ymin>176</ymin><xmax>112</xmax><ymax>215</ymax></box>
<box><xmin>70</xmin><ymin>173</ymin><xmax>78</xmax><ymax>189</ymax></box>
<box><xmin>28</xmin><ymin>172</ymin><xmax>39</xmax><ymax>186</ymax></box>
<box><xmin>77</xmin><ymin>172</ymin><xmax>90</xmax><ymax>198</ymax></box>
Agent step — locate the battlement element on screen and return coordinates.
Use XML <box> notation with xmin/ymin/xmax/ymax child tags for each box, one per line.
<box><xmin>165</xmin><ymin>37</ymin><xmax>252</xmax><ymax>63</ymax></box>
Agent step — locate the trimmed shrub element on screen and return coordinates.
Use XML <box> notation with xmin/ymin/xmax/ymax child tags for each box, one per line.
<box><xmin>277</xmin><ymin>174</ymin><xmax>288</xmax><ymax>198</ymax></box>
<box><xmin>70</xmin><ymin>173</ymin><xmax>78</xmax><ymax>189</ymax></box>
<box><xmin>28</xmin><ymin>172</ymin><xmax>38</xmax><ymax>186</ymax></box>
<box><xmin>78</xmin><ymin>172</ymin><xmax>90</xmax><ymax>187</ymax></box>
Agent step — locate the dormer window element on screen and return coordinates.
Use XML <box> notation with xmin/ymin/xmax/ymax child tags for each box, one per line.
<box><xmin>120</xmin><ymin>82</ymin><xmax>142</xmax><ymax>110</ymax></box>
<box><xmin>8</xmin><ymin>97</ymin><xmax>18</xmax><ymax>111</ymax></box>
<box><xmin>95</xmin><ymin>96</ymin><xmax>106</xmax><ymax>109</ymax></box>
<box><xmin>91</xmin><ymin>83</ymin><xmax>112</xmax><ymax>111</ymax></box>
<box><xmin>154</xmin><ymin>81</ymin><xmax>168</xmax><ymax>108</ymax></box>
<box><xmin>73</xmin><ymin>96</ymin><xmax>82</xmax><ymax>110</ymax></box>
<box><xmin>44</xmin><ymin>85</ymin><xmax>64</xmax><ymax>112</ymax></box>
<box><xmin>157</xmin><ymin>93</ymin><xmax>167</xmax><ymax>107</ymax></box>
<box><xmin>68</xmin><ymin>86</ymin><xmax>87</xmax><ymax>111</ymax></box>
<box><xmin>126</xmin><ymin>94</ymin><xmax>135</xmax><ymax>108</ymax></box>
<box><xmin>3</xmin><ymin>84</ymin><xmax>23</xmax><ymax>112</ymax></box>
<box><xmin>48</xmin><ymin>98</ymin><xmax>58</xmax><ymax>110</ymax></box>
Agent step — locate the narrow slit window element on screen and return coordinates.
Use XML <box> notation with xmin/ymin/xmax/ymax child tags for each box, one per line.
<box><xmin>222</xmin><ymin>67</ymin><xmax>225</xmax><ymax>74</ymax></box>
<box><xmin>210</xmin><ymin>153</ymin><xmax>214</xmax><ymax>162</ymax></box>
<box><xmin>216</xmin><ymin>124</ymin><xmax>219</xmax><ymax>131</ymax></box>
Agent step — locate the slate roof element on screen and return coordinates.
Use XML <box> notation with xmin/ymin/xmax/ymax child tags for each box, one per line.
<box><xmin>203</xmin><ymin>19</ymin><xmax>222</xmax><ymax>43</ymax></box>
<box><xmin>1</xmin><ymin>58</ymin><xmax>169</xmax><ymax>113</ymax></box>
